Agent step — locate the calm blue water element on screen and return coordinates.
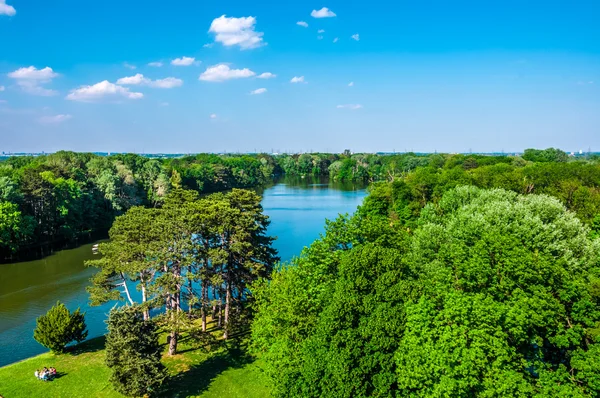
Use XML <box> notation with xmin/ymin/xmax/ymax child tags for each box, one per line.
<box><xmin>0</xmin><ymin>177</ymin><xmax>366</xmax><ymax>367</ymax></box>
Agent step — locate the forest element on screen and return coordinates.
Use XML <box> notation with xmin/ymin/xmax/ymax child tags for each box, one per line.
<box><xmin>1</xmin><ymin>148</ymin><xmax>599</xmax><ymax>260</ymax></box>
<box><xmin>251</xmin><ymin>173</ymin><xmax>600</xmax><ymax>396</ymax></box>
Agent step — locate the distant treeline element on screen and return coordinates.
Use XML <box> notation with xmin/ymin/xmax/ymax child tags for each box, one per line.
<box><xmin>1</xmin><ymin>148</ymin><xmax>599</xmax><ymax>259</ymax></box>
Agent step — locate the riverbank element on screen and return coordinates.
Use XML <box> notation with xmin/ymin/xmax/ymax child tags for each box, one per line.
<box><xmin>0</xmin><ymin>321</ymin><xmax>270</xmax><ymax>398</ymax></box>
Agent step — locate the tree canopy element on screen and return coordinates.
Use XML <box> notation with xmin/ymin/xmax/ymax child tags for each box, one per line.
<box><xmin>251</xmin><ymin>186</ymin><xmax>600</xmax><ymax>397</ymax></box>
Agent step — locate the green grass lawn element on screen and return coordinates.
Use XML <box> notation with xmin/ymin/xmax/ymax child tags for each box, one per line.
<box><xmin>0</xmin><ymin>323</ymin><xmax>271</xmax><ymax>398</ymax></box>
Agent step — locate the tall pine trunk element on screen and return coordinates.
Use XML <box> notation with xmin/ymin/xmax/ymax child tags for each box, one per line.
<box><xmin>141</xmin><ymin>283</ymin><xmax>149</xmax><ymax>321</ymax></box>
<box><xmin>223</xmin><ymin>278</ymin><xmax>231</xmax><ymax>339</ymax></box>
<box><xmin>201</xmin><ymin>280</ymin><xmax>207</xmax><ymax>332</ymax></box>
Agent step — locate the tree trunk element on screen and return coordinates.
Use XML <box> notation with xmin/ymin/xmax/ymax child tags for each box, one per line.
<box><xmin>119</xmin><ymin>272</ymin><xmax>135</xmax><ymax>306</ymax></box>
<box><xmin>223</xmin><ymin>279</ymin><xmax>231</xmax><ymax>339</ymax></box>
<box><xmin>188</xmin><ymin>278</ymin><xmax>194</xmax><ymax>317</ymax></box>
<box><xmin>201</xmin><ymin>280</ymin><xmax>207</xmax><ymax>332</ymax></box>
<box><xmin>168</xmin><ymin>329</ymin><xmax>177</xmax><ymax>356</ymax></box>
<box><xmin>141</xmin><ymin>283</ymin><xmax>149</xmax><ymax>321</ymax></box>
<box><xmin>218</xmin><ymin>299</ymin><xmax>222</xmax><ymax>328</ymax></box>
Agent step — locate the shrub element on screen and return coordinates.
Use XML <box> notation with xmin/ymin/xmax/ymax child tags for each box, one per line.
<box><xmin>33</xmin><ymin>301</ymin><xmax>88</xmax><ymax>353</ymax></box>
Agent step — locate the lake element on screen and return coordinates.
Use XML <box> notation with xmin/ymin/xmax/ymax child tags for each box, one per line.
<box><xmin>0</xmin><ymin>177</ymin><xmax>366</xmax><ymax>367</ymax></box>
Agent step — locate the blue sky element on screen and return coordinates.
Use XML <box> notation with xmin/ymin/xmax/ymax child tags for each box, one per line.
<box><xmin>1</xmin><ymin>0</ymin><xmax>599</xmax><ymax>153</ymax></box>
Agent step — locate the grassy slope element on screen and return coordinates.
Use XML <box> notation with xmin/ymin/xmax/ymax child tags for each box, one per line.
<box><xmin>0</xmin><ymin>324</ymin><xmax>271</xmax><ymax>398</ymax></box>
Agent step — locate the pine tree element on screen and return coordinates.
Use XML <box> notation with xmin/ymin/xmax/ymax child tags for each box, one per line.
<box><xmin>33</xmin><ymin>301</ymin><xmax>88</xmax><ymax>353</ymax></box>
<box><xmin>105</xmin><ymin>307</ymin><xmax>167</xmax><ymax>397</ymax></box>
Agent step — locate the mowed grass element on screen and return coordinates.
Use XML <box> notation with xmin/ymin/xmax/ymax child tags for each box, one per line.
<box><xmin>0</xmin><ymin>321</ymin><xmax>271</xmax><ymax>398</ymax></box>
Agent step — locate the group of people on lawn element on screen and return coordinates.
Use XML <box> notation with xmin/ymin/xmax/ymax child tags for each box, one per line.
<box><xmin>34</xmin><ymin>367</ymin><xmax>56</xmax><ymax>381</ymax></box>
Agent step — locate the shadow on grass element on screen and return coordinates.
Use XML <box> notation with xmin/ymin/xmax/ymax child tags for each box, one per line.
<box><xmin>67</xmin><ymin>336</ymin><xmax>106</xmax><ymax>356</ymax></box>
<box><xmin>161</xmin><ymin>340</ymin><xmax>254</xmax><ymax>397</ymax></box>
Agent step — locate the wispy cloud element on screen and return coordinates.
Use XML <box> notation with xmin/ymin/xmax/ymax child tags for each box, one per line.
<box><xmin>337</xmin><ymin>104</ymin><xmax>363</xmax><ymax>110</ymax></box>
<box><xmin>257</xmin><ymin>72</ymin><xmax>276</xmax><ymax>79</ymax></box>
<box><xmin>8</xmin><ymin>66</ymin><xmax>59</xmax><ymax>96</ymax></box>
<box><xmin>40</xmin><ymin>114</ymin><xmax>72</xmax><ymax>124</ymax></box>
<box><xmin>318</xmin><ymin>29</ymin><xmax>325</xmax><ymax>33</ymax></box>
<box><xmin>209</xmin><ymin>15</ymin><xmax>265</xmax><ymax>50</ymax></box>
<box><xmin>290</xmin><ymin>76</ymin><xmax>305</xmax><ymax>83</ymax></box>
<box><xmin>117</xmin><ymin>74</ymin><xmax>183</xmax><ymax>88</ymax></box>
<box><xmin>0</xmin><ymin>86</ymin><xmax>4</xmax><ymax>91</ymax></box>
<box><xmin>199</xmin><ymin>64</ymin><xmax>255</xmax><ymax>82</ymax></box>
<box><xmin>123</xmin><ymin>62</ymin><xmax>137</xmax><ymax>70</ymax></box>
<box><xmin>0</xmin><ymin>0</ymin><xmax>16</xmax><ymax>16</ymax></box>
<box><xmin>148</xmin><ymin>61</ymin><xmax>163</xmax><ymax>67</ymax></box>
<box><xmin>333</xmin><ymin>37</ymin><xmax>339</xmax><ymax>43</ymax></box>
<box><xmin>210</xmin><ymin>113</ymin><xmax>217</xmax><ymax>119</ymax></box>
<box><xmin>348</xmin><ymin>82</ymin><xmax>354</xmax><ymax>87</ymax></box>
<box><xmin>171</xmin><ymin>56</ymin><xmax>197</xmax><ymax>66</ymax></box>
<box><xmin>351</xmin><ymin>34</ymin><xmax>360</xmax><ymax>41</ymax></box>
<box><xmin>311</xmin><ymin>7</ymin><xmax>336</xmax><ymax>18</ymax></box>
<box><xmin>66</xmin><ymin>80</ymin><xmax>143</xmax><ymax>102</ymax></box>
<box><xmin>250</xmin><ymin>88</ymin><xmax>267</xmax><ymax>95</ymax></box>
<box><xmin>297</xmin><ymin>21</ymin><xmax>308</xmax><ymax>28</ymax></box>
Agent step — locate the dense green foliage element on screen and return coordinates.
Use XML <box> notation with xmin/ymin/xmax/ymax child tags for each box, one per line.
<box><xmin>252</xmin><ymin>186</ymin><xmax>600</xmax><ymax>397</ymax></box>
<box><xmin>2</xmin><ymin>149</ymin><xmax>598</xmax><ymax>260</ymax></box>
<box><xmin>86</xmin><ymin>188</ymin><xmax>279</xmax><ymax>355</ymax></box>
<box><xmin>0</xmin><ymin>152</ymin><xmax>276</xmax><ymax>259</ymax></box>
<box><xmin>33</xmin><ymin>301</ymin><xmax>88</xmax><ymax>353</ymax></box>
<box><xmin>105</xmin><ymin>307</ymin><xmax>167</xmax><ymax>397</ymax></box>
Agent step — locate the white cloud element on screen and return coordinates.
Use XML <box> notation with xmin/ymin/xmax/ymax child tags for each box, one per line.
<box><xmin>148</xmin><ymin>61</ymin><xmax>163</xmax><ymax>67</ymax></box>
<box><xmin>311</xmin><ymin>7</ymin><xmax>336</xmax><ymax>18</ymax></box>
<box><xmin>117</xmin><ymin>74</ymin><xmax>183</xmax><ymax>88</ymax></box>
<box><xmin>203</xmin><ymin>43</ymin><xmax>214</xmax><ymax>48</ymax></box>
<box><xmin>257</xmin><ymin>72</ymin><xmax>276</xmax><ymax>79</ymax></box>
<box><xmin>124</xmin><ymin>62</ymin><xmax>137</xmax><ymax>70</ymax></box>
<box><xmin>318</xmin><ymin>29</ymin><xmax>325</xmax><ymax>33</ymax></box>
<box><xmin>297</xmin><ymin>21</ymin><xmax>308</xmax><ymax>28</ymax></box>
<box><xmin>250</xmin><ymin>88</ymin><xmax>267</xmax><ymax>95</ymax></box>
<box><xmin>209</xmin><ymin>15</ymin><xmax>265</xmax><ymax>50</ymax></box>
<box><xmin>337</xmin><ymin>104</ymin><xmax>363</xmax><ymax>110</ymax></box>
<box><xmin>199</xmin><ymin>64</ymin><xmax>255</xmax><ymax>82</ymax></box>
<box><xmin>351</xmin><ymin>33</ymin><xmax>360</xmax><ymax>41</ymax></box>
<box><xmin>66</xmin><ymin>80</ymin><xmax>143</xmax><ymax>102</ymax></box>
<box><xmin>171</xmin><ymin>56</ymin><xmax>197</xmax><ymax>66</ymax></box>
<box><xmin>290</xmin><ymin>76</ymin><xmax>305</xmax><ymax>83</ymax></box>
<box><xmin>117</xmin><ymin>73</ymin><xmax>146</xmax><ymax>85</ymax></box>
<box><xmin>160</xmin><ymin>102</ymin><xmax>169</xmax><ymax>107</ymax></box>
<box><xmin>210</xmin><ymin>113</ymin><xmax>217</xmax><ymax>119</ymax></box>
<box><xmin>348</xmin><ymin>82</ymin><xmax>354</xmax><ymax>87</ymax></box>
<box><xmin>40</xmin><ymin>114</ymin><xmax>72</xmax><ymax>124</ymax></box>
<box><xmin>8</xmin><ymin>66</ymin><xmax>59</xmax><ymax>96</ymax></box>
<box><xmin>8</xmin><ymin>66</ymin><xmax>58</xmax><ymax>80</ymax></box>
<box><xmin>333</xmin><ymin>37</ymin><xmax>339</xmax><ymax>43</ymax></box>
<box><xmin>0</xmin><ymin>0</ymin><xmax>16</xmax><ymax>16</ymax></box>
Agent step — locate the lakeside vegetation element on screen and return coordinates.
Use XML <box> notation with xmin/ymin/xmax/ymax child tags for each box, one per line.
<box><xmin>1</xmin><ymin>147</ymin><xmax>600</xmax><ymax>397</ymax></box>
<box><xmin>1</xmin><ymin>148</ymin><xmax>599</xmax><ymax>260</ymax></box>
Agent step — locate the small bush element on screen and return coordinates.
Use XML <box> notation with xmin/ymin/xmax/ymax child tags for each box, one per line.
<box><xmin>33</xmin><ymin>301</ymin><xmax>88</xmax><ymax>353</ymax></box>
